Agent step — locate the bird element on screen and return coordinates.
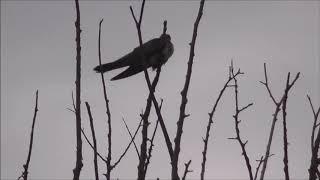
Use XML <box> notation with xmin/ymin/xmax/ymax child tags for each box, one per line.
<box><xmin>94</xmin><ymin>34</ymin><xmax>174</xmax><ymax>81</ymax></box>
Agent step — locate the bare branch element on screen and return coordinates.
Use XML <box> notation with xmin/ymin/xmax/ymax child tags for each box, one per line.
<box><xmin>239</xmin><ymin>103</ymin><xmax>253</xmax><ymax>113</ymax></box>
<box><xmin>97</xmin><ymin>18</ymin><xmax>113</xmax><ymax>180</ymax></box>
<box><xmin>129</xmin><ymin>2</ymin><xmax>174</xmax><ymax>179</ymax></box>
<box><xmin>112</xmin><ymin>117</ymin><xmax>143</xmax><ymax>169</ymax></box>
<box><xmin>254</xmin><ymin>156</ymin><xmax>264</xmax><ymax>180</ymax></box>
<box><xmin>230</xmin><ymin>67</ymin><xmax>253</xmax><ymax>180</ymax></box>
<box><xmin>260</xmin><ymin>63</ymin><xmax>277</xmax><ymax>105</ymax></box>
<box><xmin>308</xmin><ymin>95</ymin><xmax>319</xmax><ymax>150</ymax></box>
<box><xmin>18</xmin><ymin>90</ymin><xmax>39</xmax><ymax>180</ymax></box>
<box><xmin>85</xmin><ymin>102</ymin><xmax>99</xmax><ymax>180</ymax></box>
<box><xmin>173</xmin><ymin>1</ymin><xmax>205</xmax><ymax>179</ymax></box>
<box><xmin>201</xmin><ymin>64</ymin><xmax>238</xmax><ymax>180</ymax></box>
<box><xmin>122</xmin><ymin>118</ymin><xmax>140</xmax><ymax>158</ymax></box>
<box><xmin>308</xmin><ymin>95</ymin><xmax>320</xmax><ymax>180</ymax></box>
<box><xmin>163</xmin><ymin>20</ymin><xmax>167</xmax><ymax>35</ymax></box>
<box><xmin>81</xmin><ymin>129</ymin><xmax>107</xmax><ymax>164</ymax></box>
<box><xmin>138</xmin><ymin>67</ymin><xmax>162</xmax><ymax>179</ymax></box>
<box><xmin>259</xmin><ymin>64</ymin><xmax>300</xmax><ymax>180</ymax></box>
<box><xmin>145</xmin><ymin>99</ymin><xmax>163</xmax><ymax>173</ymax></box>
<box><xmin>73</xmin><ymin>0</ymin><xmax>83</xmax><ymax>178</ymax></box>
<box><xmin>129</xmin><ymin>6</ymin><xmax>138</xmax><ymax>25</ymax></box>
<box><xmin>182</xmin><ymin>160</ymin><xmax>193</xmax><ymax>180</ymax></box>
<box><xmin>282</xmin><ymin>73</ymin><xmax>291</xmax><ymax>180</ymax></box>
<box><xmin>137</xmin><ymin>19</ymin><xmax>166</xmax><ymax>179</ymax></box>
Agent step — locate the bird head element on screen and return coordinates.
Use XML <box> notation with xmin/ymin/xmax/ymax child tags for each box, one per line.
<box><xmin>160</xmin><ymin>34</ymin><xmax>171</xmax><ymax>41</ymax></box>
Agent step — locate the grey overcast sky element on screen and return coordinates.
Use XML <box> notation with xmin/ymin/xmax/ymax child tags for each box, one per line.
<box><xmin>1</xmin><ymin>0</ymin><xmax>320</xmax><ymax>179</ymax></box>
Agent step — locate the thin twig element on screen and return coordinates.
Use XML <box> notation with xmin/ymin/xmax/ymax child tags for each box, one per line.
<box><xmin>259</xmin><ymin>63</ymin><xmax>300</xmax><ymax>180</ymax></box>
<box><xmin>182</xmin><ymin>160</ymin><xmax>193</xmax><ymax>180</ymax></box>
<box><xmin>200</xmin><ymin>64</ymin><xmax>241</xmax><ymax>180</ymax></box>
<box><xmin>230</xmin><ymin>65</ymin><xmax>253</xmax><ymax>180</ymax></box>
<box><xmin>173</xmin><ymin>0</ymin><xmax>205</xmax><ymax>179</ymax></box>
<box><xmin>122</xmin><ymin>118</ymin><xmax>140</xmax><ymax>158</ymax></box>
<box><xmin>85</xmin><ymin>102</ymin><xmax>99</xmax><ymax>180</ymax></box>
<box><xmin>73</xmin><ymin>0</ymin><xmax>83</xmax><ymax>178</ymax></box>
<box><xmin>254</xmin><ymin>156</ymin><xmax>264</xmax><ymax>180</ymax></box>
<box><xmin>145</xmin><ymin>99</ymin><xmax>163</xmax><ymax>173</ymax></box>
<box><xmin>308</xmin><ymin>95</ymin><xmax>320</xmax><ymax>180</ymax></box>
<box><xmin>308</xmin><ymin>95</ymin><xmax>320</xmax><ymax>151</ymax></box>
<box><xmin>112</xmin><ymin>117</ymin><xmax>143</xmax><ymax>169</ymax></box>
<box><xmin>97</xmin><ymin>18</ymin><xmax>113</xmax><ymax>180</ymax></box>
<box><xmin>19</xmin><ymin>90</ymin><xmax>39</xmax><ymax>180</ymax></box>
<box><xmin>81</xmin><ymin>129</ymin><xmax>107</xmax><ymax>163</ymax></box>
<box><xmin>71</xmin><ymin>92</ymin><xmax>107</xmax><ymax>164</ymax></box>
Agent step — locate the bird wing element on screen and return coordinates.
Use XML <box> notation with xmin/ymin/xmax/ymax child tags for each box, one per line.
<box><xmin>137</xmin><ymin>38</ymin><xmax>167</xmax><ymax>59</ymax></box>
<box><xmin>111</xmin><ymin>64</ymin><xmax>144</xmax><ymax>81</ymax></box>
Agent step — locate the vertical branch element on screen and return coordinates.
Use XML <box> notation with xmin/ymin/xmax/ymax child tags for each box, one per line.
<box><xmin>259</xmin><ymin>63</ymin><xmax>299</xmax><ymax>180</ymax></box>
<box><xmin>97</xmin><ymin>19</ymin><xmax>113</xmax><ymax>180</ymax></box>
<box><xmin>73</xmin><ymin>0</ymin><xmax>83</xmax><ymax>179</ymax></box>
<box><xmin>18</xmin><ymin>90</ymin><xmax>39</xmax><ymax>180</ymax></box>
<box><xmin>258</xmin><ymin>103</ymin><xmax>282</xmax><ymax>180</ymax></box>
<box><xmin>85</xmin><ymin>102</ymin><xmax>99</xmax><ymax>180</ymax></box>
<box><xmin>307</xmin><ymin>95</ymin><xmax>320</xmax><ymax>180</ymax></box>
<box><xmin>282</xmin><ymin>73</ymin><xmax>290</xmax><ymax>180</ymax></box>
<box><xmin>173</xmin><ymin>0</ymin><xmax>205</xmax><ymax>179</ymax></box>
<box><xmin>254</xmin><ymin>156</ymin><xmax>264</xmax><ymax>180</ymax></box>
<box><xmin>229</xmin><ymin>65</ymin><xmax>254</xmax><ymax>180</ymax></box>
<box><xmin>200</xmin><ymin>64</ymin><xmax>241</xmax><ymax>180</ymax></box>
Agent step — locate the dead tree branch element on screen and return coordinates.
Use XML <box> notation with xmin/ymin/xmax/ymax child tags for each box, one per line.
<box><xmin>259</xmin><ymin>63</ymin><xmax>300</xmax><ymax>180</ymax></box>
<box><xmin>138</xmin><ymin>66</ymin><xmax>161</xmax><ymax>179</ymax></box>
<box><xmin>73</xmin><ymin>0</ymin><xmax>83</xmax><ymax>179</ymax></box>
<box><xmin>182</xmin><ymin>160</ymin><xmax>193</xmax><ymax>180</ymax></box>
<box><xmin>254</xmin><ymin>156</ymin><xmax>264</xmax><ymax>180</ymax></box>
<box><xmin>200</xmin><ymin>63</ymin><xmax>242</xmax><ymax>180</ymax></box>
<box><xmin>144</xmin><ymin>99</ymin><xmax>163</xmax><ymax>174</ymax></box>
<box><xmin>308</xmin><ymin>95</ymin><xmax>320</xmax><ymax>180</ymax></box>
<box><xmin>122</xmin><ymin>118</ymin><xmax>140</xmax><ymax>158</ymax></box>
<box><xmin>229</xmin><ymin>65</ymin><xmax>254</xmax><ymax>180</ymax></box>
<box><xmin>18</xmin><ymin>90</ymin><xmax>39</xmax><ymax>180</ymax></box>
<box><xmin>282</xmin><ymin>73</ymin><xmax>290</xmax><ymax>180</ymax></box>
<box><xmin>173</xmin><ymin>0</ymin><xmax>205</xmax><ymax>179</ymax></box>
<box><xmin>96</xmin><ymin>18</ymin><xmax>113</xmax><ymax>180</ymax></box>
<box><xmin>81</xmin><ymin>129</ymin><xmax>107</xmax><ymax>164</ymax></box>
<box><xmin>85</xmin><ymin>102</ymin><xmax>99</xmax><ymax>180</ymax></box>
<box><xmin>129</xmin><ymin>1</ymin><xmax>174</xmax><ymax>179</ymax></box>
<box><xmin>112</xmin><ymin>117</ymin><xmax>143</xmax><ymax>170</ymax></box>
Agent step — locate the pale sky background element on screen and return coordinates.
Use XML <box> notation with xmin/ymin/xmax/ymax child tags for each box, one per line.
<box><xmin>1</xmin><ymin>0</ymin><xmax>320</xmax><ymax>179</ymax></box>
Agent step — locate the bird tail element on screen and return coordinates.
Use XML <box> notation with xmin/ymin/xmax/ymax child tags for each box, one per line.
<box><xmin>94</xmin><ymin>53</ymin><xmax>134</xmax><ymax>73</ymax></box>
<box><xmin>94</xmin><ymin>63</ymin><xmax>116</xmax><ymax>73</ymax></box>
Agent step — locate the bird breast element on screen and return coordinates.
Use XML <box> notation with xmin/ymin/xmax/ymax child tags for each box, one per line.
<box><xmin>162</xmin><ymin>41</ymin><xmax>174</xmax><ymax>63</ymax></box>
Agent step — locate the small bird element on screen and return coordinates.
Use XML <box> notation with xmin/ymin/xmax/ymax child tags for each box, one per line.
<box><xmin>94</xmin><ymin>34</ymin><xmax>174</xmax><ymax>80</ymax></box>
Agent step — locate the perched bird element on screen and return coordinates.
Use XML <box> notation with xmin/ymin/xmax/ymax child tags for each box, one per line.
<box><xmin>94</xmin><ymin>34</ymin><xmax>174</xmax><ymax>81</ymax></box>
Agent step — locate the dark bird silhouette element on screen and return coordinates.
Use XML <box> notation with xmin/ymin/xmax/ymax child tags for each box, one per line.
<box><xmin>94</xmin><ymin>34</ymin><xmax>174</xmax><ymax>80</ymax></box>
